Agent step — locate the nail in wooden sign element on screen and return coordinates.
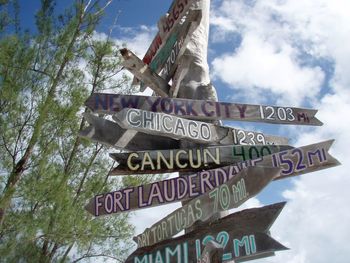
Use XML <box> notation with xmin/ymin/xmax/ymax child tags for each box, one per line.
<box><xmin>112</xmin><ymin>108</ymin><xmax>289</xmax><ymax>146</ymax></box>
<box><xmin>85</xmin><ymin>139</ymin><xmax>338</xmax><ymax>217</ymax></box>
<box><xmin>85</xmin><ymin>93</ymin><xmax>323</xmax><ymax>126</ymax></box>
<box><xmin>109</xmin><ymin>144</ymin><xmax>292</xmax><ymax>175</ymax></box>
<box><xmin>134</xmin><ymin>166</ymin><xmax>280</xmax><ymax>247</ymax></box>
<box><xmin>78</xmin><ymin>112</ymin><xmax>179</xmax><ymax>151</ymax></box>
<box><xmin>120</xmin><ymin>48</ymin><xmax>171</xmax><ymax>97</ymax></box>
<box><xmin>125</xmin><ymin>202</ymin><xmax>287</xmax><ymax>262</ymax></box>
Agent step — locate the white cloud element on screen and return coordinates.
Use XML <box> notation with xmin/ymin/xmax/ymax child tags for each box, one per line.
<box><xmin>211</xmin><ymin>33</ymin><xmax>324</xmax><ymax>105</ymax></box>
<box><xmin>118</xmin><ymin>1</ymin><xmax>350</xmax><ymax>262</ymax></box>
<box><xmin>210</xmin><ymin>0</ymin><xmax>350</xmax><ymax>262</ymax></box>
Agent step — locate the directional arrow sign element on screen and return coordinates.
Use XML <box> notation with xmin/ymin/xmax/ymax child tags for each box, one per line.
<box><xmin>134</xmin><ymin>166</ymin><xmax>281</xmax><ymax>247</ymax></box>
<box><xmin>78</xmin><ymin>112</ymin><xmax>180</xmax><ymax>151</ymax></box>
<box><xmin>150</xmin><ymin>9</ymin><xmax>202</xmax><ymax>82</ymax></box>
<box><xmin>141</xmin><ymin>0</ymin><xmax>196</xmax><ymax>66</ymax></box>
<box><xmin>233</xmin><ymin>139</ymin><xmax>341</xmax><ymax>181</ymax></box>
<box><xmin>85</xmin><ymin>93</ymin><xmax>322</xmax><ymax>126</ymax></box>
<box><xmin>87</xmin><ymin>166</ymin><xmax>279</xmax><ymax>216</ymax></box>
<box><xmin>109</xmin><ymin>144</ymin><xmax>292</xmax><ymax>175</ymax></box>
<box><xmin>126</xmin><ymin>202</ymin><xmax>287</xmax><ymax>262</ymax></box>
<box><xmin>120</xmin><ymin>48</ymin><xmax>170</xmax><ymax>97</ymax></box>
<box><xmin>112</xmin><ymin>108</ymin><xmax>289</xmax><ymax>146</ymax></box>
<box><xmin>85</xmin><ymin>139</ymin><xmax>338</xmax><ymax>217</ymax></box>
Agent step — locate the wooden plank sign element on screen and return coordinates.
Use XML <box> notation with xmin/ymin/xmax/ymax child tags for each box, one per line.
<box><xmin>85</xmin><ymin>93</ymin><xmax>323</xmax><ymax>126</ymax></box>
<box><xmin>78</xmin><ymin>112</ymin><xmax>180</xmax><ymax>151</ymax></box>
<box><xmin>113</xmin><ymin>108</ymin><xmax>289</xmax><ymax>146</ymax></box>
<box><xmin>120</xmin><ymin>48</ymin><xmax>170</xmax><ymax>97</ymax></box>
<box><xmin>109</xmin><ymin>144</ymin><xmax>292</xmax><ymax>175</ymax></box>
<box><xmin>142</xmin><ymin>0</ymin><xmax>196</xmax><ymax>66</ymax></box>
<box><xmin>233</xmin><ymin>139</ymin><xmax>341</xmax><ymax>181</ymax></box>
<box><xmin>85</xmin><ymin>139</ymin><xmax>339</xmax><ymax>217</ymax></box>
<box><xmin>86</xmin><ymin>166</ymin><xmax>279</xmax><ymax>216</ymax></box>
<box><xmin>125</xmin><ymin>202</ymin><xmax>287</xmax><ymax>262</ymax></box>
<box><xmin>150</xmin><ymin>9</ymin><xmax>202</xmax><ymax>82</ymax></box>
<box><xmin>133</xmin><ymin>166</ymin><xmax>281</xmax><ymax>247</ymax></box>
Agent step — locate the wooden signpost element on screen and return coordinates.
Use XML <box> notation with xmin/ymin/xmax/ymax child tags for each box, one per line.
<box><xmin>85</xmin><ymin>139</ymin><xmax>339</xmax><ymax>217</ymax></box>
<box><xmin>109</xmin><ymin>144</ymin><xmax>292</xmax><ymax>175</ymax></box>
<box><xmin>125</xmin><ymin>202</ymin><xmax>287</xmax><ymax>262</ymax></box>
<box><xmin>79</xmin><ymin>112</ymin><xmax>179</xmax><ymax>151</ymax></box>
<box><xmin>133</xmin><ymin>166</ymin><xmax>281</xmax><ymax>247</ymax></box>
<box><xmin>113</xmin><ymin>108</ymin><xmax>290</xmax><ymax>145</ymax></box>
<box><xmin>85</xmin><ymin>93</ymin><xmax>323</xmax><ymax>126</ymax></box>
<box><xmin>78</xmin><ymin>1</ymin><xmax>341</xmax><ymax>262</ymax></box>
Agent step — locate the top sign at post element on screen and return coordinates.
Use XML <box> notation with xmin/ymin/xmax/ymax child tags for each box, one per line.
<box><xmin>142</xmin><ymin>0</ymin><xmax>195</xmax><ymax>66</ymax></box>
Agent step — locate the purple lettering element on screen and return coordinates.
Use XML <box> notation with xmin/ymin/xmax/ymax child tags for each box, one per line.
<box><xmin>307</xmin><ymin>149</ymin><xmax>324</xmax><ymax>166</ymax></box>
<box><xmin>145</xmin><ymin>96</ymin><xmax>161</xmax><ymax>112</ymax></box>
<box><xmin>95</xmin><ymin>194</ymin><xmax>104</xmax><ymax>216</ymax></box>
<box><xmin>163</xmin><ymin>179</ymin><xmax>176</xmax><ymax>202</ymax></box>
<box><xmin>174</xmin><ymin>100</ymin><xmax>186</xmax><ymax>115</ymax></box>
<box><xmin>104</xmin><ymin>194</ymin><xmax>113</xmax><ymax>214</ymax></box>
<box><xmin>121</xmin><ymin>96</ymin><xmax>139</xmax><ymax>109</ymax></box>
<box><xmin>138</xmin><ymin>186</ymin><xmax>148</xmax><ymax>208</ymax></box>
<box><xmin>147</xmin><ymin>183</ymin><xmax>164</xmax><ymax>205</ymax></box>
<box><xmin>200</xmin><ymin>171</ymin><xmax>214</xmax><ymax>192</ymax></box>
<box><xmin>297</xmin><ymin>112</ymin><xmax>310</xmax><ymax>123</ymax></box>
<box><xmin>188</xmin><ymin>174</ymin><xmax>200</xmax><ymax>198</ymax></box>
<box><xmin>113</xmin><ymin>192</ymin><xmax>124</xmax><ymax>212</ymax></box>
<box><xmin>111</xmin><ymin>94</ymin><xmax>121</xmax><ymax>112</ymax></box>
<box><xmin>177</xmin><ymin>177</ymin><xmax>188</xmax><ymax>200</ymax></box>
<box><xmin>202</xmin><ymin>101</ymin><xmax>215</xmax><ymax>117</ymax></box>
<box><xmin>214</xmin><ymin>168</ymin><xmax>229</xmax><ymax>186</ymax></box>
<box><xmin>185</xmin><ymin>101</ymin><xmax>198</xmax><ymax>116</ymax></box>
<box><xmin>161</xmin><ymin>98</ymin><xmax>174</xmax><ymax>114</ymax></box>
<box><xmin>95</xmin><ymin>94</ymin><xmax>108</xmax><ymax>111</ymax></box>
<box><xmin>123</xmin><ymin>188</ymin><xmax>134</xmax><ymax>210</ymax></box>
<box><xmin>223</xmin><ymin>103</ymin><xmax>231</xmax><ymax>118</ymax></box>
<box><xmin>236</xmin><ymin>104</ymin><xmax>247</xmax><ymax>118</ymax></box>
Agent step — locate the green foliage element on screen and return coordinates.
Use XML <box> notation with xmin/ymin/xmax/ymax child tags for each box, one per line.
<box><xmin>0</xmin><ymin>1</ymin><xmax>146</xmax><ymax>262</ymax></box>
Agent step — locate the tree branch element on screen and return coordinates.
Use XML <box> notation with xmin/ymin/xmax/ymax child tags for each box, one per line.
<box><xmin>72</xmin><ymin>253</ymin><xmax>123</xmax><ymax>263</ymax></box>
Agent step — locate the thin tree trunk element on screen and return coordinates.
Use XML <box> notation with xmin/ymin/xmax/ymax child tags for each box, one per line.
<box><xmin>0</xmin><ymin>9</ymin><xmax>84</xmax><ymax>227</ymax></box>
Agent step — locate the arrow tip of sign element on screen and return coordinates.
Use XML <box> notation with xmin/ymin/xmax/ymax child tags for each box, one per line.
<box><xmin>120</xmin><ymin>48</ymin><xmax>129</xmax><ymax>57</ymax></box>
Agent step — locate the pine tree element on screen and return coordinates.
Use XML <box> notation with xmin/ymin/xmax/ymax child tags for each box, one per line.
<box><xmin>0</xmin><ymin>0</ymin><xmax>156</xmax><ymax>261</ymax></box>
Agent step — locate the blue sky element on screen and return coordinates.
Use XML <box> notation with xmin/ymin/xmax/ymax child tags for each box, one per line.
<box><xmin>17</xmin><ymin>0</ymin><xmax>350</xmax><ymax>262</ymax></box>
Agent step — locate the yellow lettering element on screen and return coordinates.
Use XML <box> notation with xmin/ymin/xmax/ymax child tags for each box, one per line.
<box><xmin>157</xmin><ymin>151</ymin><xmax>174</xmax><ymax>170</ymax></box>
<box><xmin>141</xmin><ymin>152</ymin><xmax>155</xmax><ymax>170</ymax></box>
<box><xmin>175</xmin><ymin>150</ymin><xmax>188</xmax><ymax>168</ymax></box>
<box><xmin>204</xmin><ymin>148</ymin><xmax>220</xmax><ymax>165</ymax></box>
<box><xmin>127</xmin><ymin>153</ymin><xmax>140</xmax><ymax>171</ymax></box>
<box><xmin>189</xmin><ymin>149</ymin><xmax>202</xmax><ymax>168</ymax></box>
